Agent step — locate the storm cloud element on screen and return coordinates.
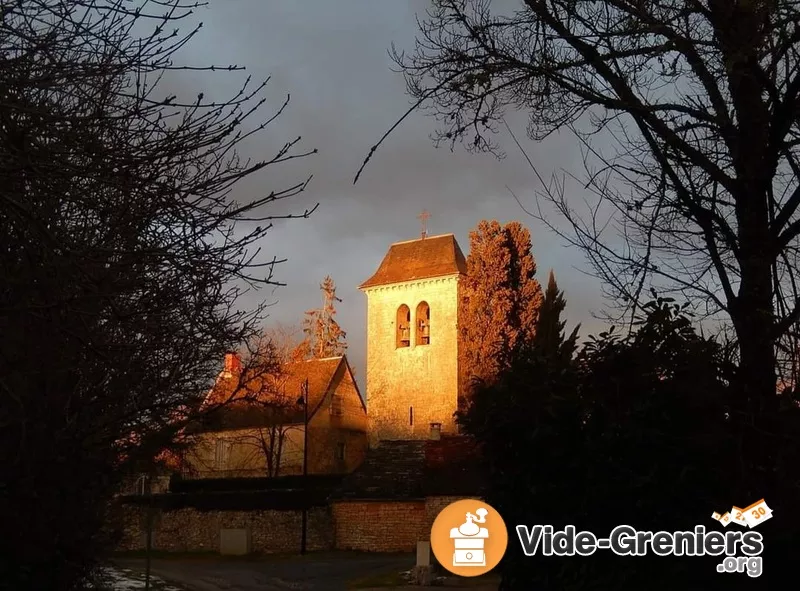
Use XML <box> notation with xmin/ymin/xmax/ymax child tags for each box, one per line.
<box><xmin>176</xmin><ymin>1</ymin><xmax>607</xmax><ymax>383</ymax></box>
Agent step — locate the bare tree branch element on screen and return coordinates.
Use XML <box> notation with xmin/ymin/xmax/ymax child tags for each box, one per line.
<box><xmin>0</xmin><ymin>1</ymin><xmax>314</xmax><ymax>587</ymax></box>
<box><xmin>377</xmin><ymin>0</ymin><xmax>800</xmax><ymax>411</ymax></box>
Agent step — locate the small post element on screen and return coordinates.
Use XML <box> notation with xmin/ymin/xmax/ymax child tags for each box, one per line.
<box><xmin>413</xmin><ymin>541</ymin><xmax>433</xmax><ymax>585</ymax></box>
<box><xmin>144</xmin><ymin>473</ymin><xmax>153</xmax><ymax>591</ymax></box>
<box><xmin>416</xmin><ymin>540</ymin><xmax>431</xmax><ymax>566</ymax></box>
<box><xmin>297</xmin><ymin>378</ymin><xmax>309</xmax><ymax>555</ymax></box>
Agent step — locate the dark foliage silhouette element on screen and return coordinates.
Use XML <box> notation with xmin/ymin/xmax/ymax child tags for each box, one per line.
<box><xmin>460</xmin><ymin>298</ymin><xmax>800</xmax><ymax>590</ymax></box>
<box><xmin>0</xmin><ymin>1</ymin><xmax>313</xmax><ymax>588</ymax></box>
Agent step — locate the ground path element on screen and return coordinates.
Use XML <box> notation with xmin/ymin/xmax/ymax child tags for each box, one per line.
<box><xmin>114</xmin><ymin>552</ymin><xmax>499</xmax><ymax>591</ymax></box>
<box><xmin>115</xmin><ymin>552</ymin><xmax>412</xmax><ymax>591</ymax></box>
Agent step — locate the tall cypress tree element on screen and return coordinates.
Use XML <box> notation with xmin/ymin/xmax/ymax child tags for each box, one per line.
<box><xmin>533</xmin><ymin>270</ymin><xmax>579</xmax><ymax>362</ymax></box>
<box><xmin>458</xmin><ymin>220</ymin><xmax>544</xmax><ymax>400</ymax></box>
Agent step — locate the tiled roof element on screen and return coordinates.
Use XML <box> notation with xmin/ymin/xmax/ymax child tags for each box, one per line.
<box><xmin>331</xmin><ymin>436</ymin><xmax>483</xmax><ymax>500</ymax></box>
<box><xmin>196</xmin><ymin>356</ymin><xmax>351</xmax><ymax>432</ymax></box>
<box><xmin>273</xmin><ymin>356</ymin><xmax>346</xmax><ymax>414</ymax></box>
<box><xmin>359</xmin><ymin>234</ymin><xmax>467</xmax><ymax>289</ymax></box>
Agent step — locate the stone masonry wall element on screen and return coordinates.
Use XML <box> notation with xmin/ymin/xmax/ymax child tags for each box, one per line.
<box><xmin>424</xmin><ymin>495</ymin><xmax>465</xmax><ymax>525</ymax></box>
<box><xmin>113</xmin><ymin>496</ymin><xmax>471</xmax><ymax>554</ymax></box>
<box><xmin>332</xmin><ymin>501</ymin><xmax>427</xmax><ymax>552</ymax></box>
<box><xmin>364</xmin><ymin>276</ymin><xmax>461</xmax><ymax>443</ymax></box>
<box><xmin>114</xmin><ymin>504</ymin><xmax>332</xmax><ymax>554</ymax></box>
<box><xmin>331</xmin><ymin>497</ymin><xmax>466</xmax><ymax>552</ymax></box>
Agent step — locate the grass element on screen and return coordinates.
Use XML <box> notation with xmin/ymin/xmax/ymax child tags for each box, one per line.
<box><xmin>93</xmin><ymin>566</ymin><xmax>187</xmax><ymax>590</ymax></box>
<box><xmin>346</xmin><ymin>570</ymin><xmax>411</xmax><ymax>588</ymax></box>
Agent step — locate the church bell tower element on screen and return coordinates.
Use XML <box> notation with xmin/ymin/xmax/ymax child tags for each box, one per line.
<box><xmin>359</xmin><ymin>229</ymin><xmax>467</xmax><ymax>443</ymax></box>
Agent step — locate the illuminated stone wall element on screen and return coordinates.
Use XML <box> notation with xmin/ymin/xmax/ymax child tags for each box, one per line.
<box><xmin>363</xmin><ymin>276</ymin><xmax>461</xmax><ymax>443</ymax></box>
<box><xmin>114</xmin><ymin>504</ymin><xmax>332</xmax><ymax>554</ymax></box>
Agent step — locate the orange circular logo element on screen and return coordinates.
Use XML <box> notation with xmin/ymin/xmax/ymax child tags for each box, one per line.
<box><xmin>430</xmin><ymin>498</ymin><xmax>508</xmax><ymax>577</ymax></box>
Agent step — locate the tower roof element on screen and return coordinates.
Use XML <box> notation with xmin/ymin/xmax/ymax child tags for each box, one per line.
<box><xmin>359</xmin><ymin>233</ymin><xmax>467</xmax><ymax>289</ymax></box>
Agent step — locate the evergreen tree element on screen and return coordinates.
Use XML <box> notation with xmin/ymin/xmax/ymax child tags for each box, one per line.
<box><xmin>300</xmin><ymin>276</ymin><xmax>347</xmax><ymax>359</ymax></box>
<box><xmin>458</xmin><ymin>220</ymin><xmax>543</xmax><ymax>400</ymax></box>
<box><xmin>533</xmin><ymin>270</ymin><xmax>580</xmax><ymax>362</ymax></box>
<box><xmin>459</xmin><ymin>299</ymin><xmax>744</xmax><ymax>591</ymax></box>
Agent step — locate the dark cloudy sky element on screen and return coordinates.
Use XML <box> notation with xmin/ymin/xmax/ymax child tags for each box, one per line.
<box><xmin>178</xmin><ymin>0</ymin><xmax>607</xmax><ymax>386</ymax></box>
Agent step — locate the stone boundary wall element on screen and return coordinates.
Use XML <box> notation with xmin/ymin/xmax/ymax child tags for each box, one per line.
<box><xmin>331</xmin><ymin>496</ymin><xmax>464</xmax><ymax>552</ymax></box>
<box><xmin>112</xmin><ymin>495</ymin><xmax>468</xmax><ymax>554</ymax></box>
<box><xmin>113</xmin><ymin>504</ymin><xmax>333</xmax><ymax>554</ymax></box>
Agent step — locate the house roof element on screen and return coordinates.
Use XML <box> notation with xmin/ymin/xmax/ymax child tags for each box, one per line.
<box><xmin>274</xmin><ymin>356</ymin><xmax>347</xmax><ymax>415</ymax></box>
<box><xmin>331</xmin><ymin>435</ymin><xmax>483</xmax><ymax>500</ymax></box>
<box><xmin>195</xmin><ymin>355</ymin><xmax>359</xmax><ymax>432</ymax></box>
<box><xmin>359</xmin><ymin>234</ymin><xmax>467</xmax><ymax>289</ymax></box>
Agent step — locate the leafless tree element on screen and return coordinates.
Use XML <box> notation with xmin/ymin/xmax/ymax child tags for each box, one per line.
<box><xmin>190</xmin><ymin>330</ymin><xmax>307</xmax><ymax>479</ymax></box>
<box><xmin>362</xmin><ymin>0</ymin><xmax>800</xmax><ymax>413</ymax></box>
<box><xmin>0</xmin><ymin>1</ymin><xmax>314</xmax><ymax>588</ymax></box>
<box><xmin>247</xmin><ymin>325</ymin><xmax>308</xmax><ymax>477</ymax></box>
<box><xmin>263</xmin><ymin>322</ymin><xmax>307</xmax><ymax>364</ymax></box>
<box><xmin>189</xmin><ymin>404</ymin><xmax>304</xmax><ymax>479</ymax></box>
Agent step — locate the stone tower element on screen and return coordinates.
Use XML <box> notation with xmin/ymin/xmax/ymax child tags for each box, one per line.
<box><xmin>359</xmin><ymin>233</ymin><xmax>467</xmax><ymax>442</ymax></box>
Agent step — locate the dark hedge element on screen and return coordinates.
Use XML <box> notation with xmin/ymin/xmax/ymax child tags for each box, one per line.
<box><xmin>119</xmin><ymin>488</ymin><xmax>333</xmax><ymax>511</ymax></box>
<box><xmin>169</xmin><ymin>474</ymin><xmax>344</xmax><ymax>493</ymax></box>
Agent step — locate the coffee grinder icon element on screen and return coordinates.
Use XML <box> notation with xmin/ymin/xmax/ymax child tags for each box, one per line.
<box><xmin>450</xmin><ymin>507</ymin><xmax>489</xmax><ymax>567</ymax></box>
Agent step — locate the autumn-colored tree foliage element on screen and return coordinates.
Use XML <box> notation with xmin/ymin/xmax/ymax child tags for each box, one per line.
<box><xmin>299</xmin><ymin>275</ymin><xmax>347</xmax><ymax>359</ymax></box>
<box><xmin>458</xmin><ymin>221</ymin><xmax>543</xmax><ymax>401</ymax></box>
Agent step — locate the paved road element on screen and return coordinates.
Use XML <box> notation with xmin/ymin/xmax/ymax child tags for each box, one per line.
<box><xmin>114</xmin><ymin>552</ymin><xmax>415</xmax><ymax>591</ymax></box>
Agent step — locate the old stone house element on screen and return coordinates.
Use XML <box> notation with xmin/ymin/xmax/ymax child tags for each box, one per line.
<box><xmin>183</xmin><ymin>354</ymin><xmax>368</xmax><ymax>478</ymax></box>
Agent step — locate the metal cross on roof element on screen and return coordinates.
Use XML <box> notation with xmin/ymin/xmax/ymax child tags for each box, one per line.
<box><xmin>417</xmin><ymin>209</ymin><xmax>431</xmax><ymax>239</ymax></box>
